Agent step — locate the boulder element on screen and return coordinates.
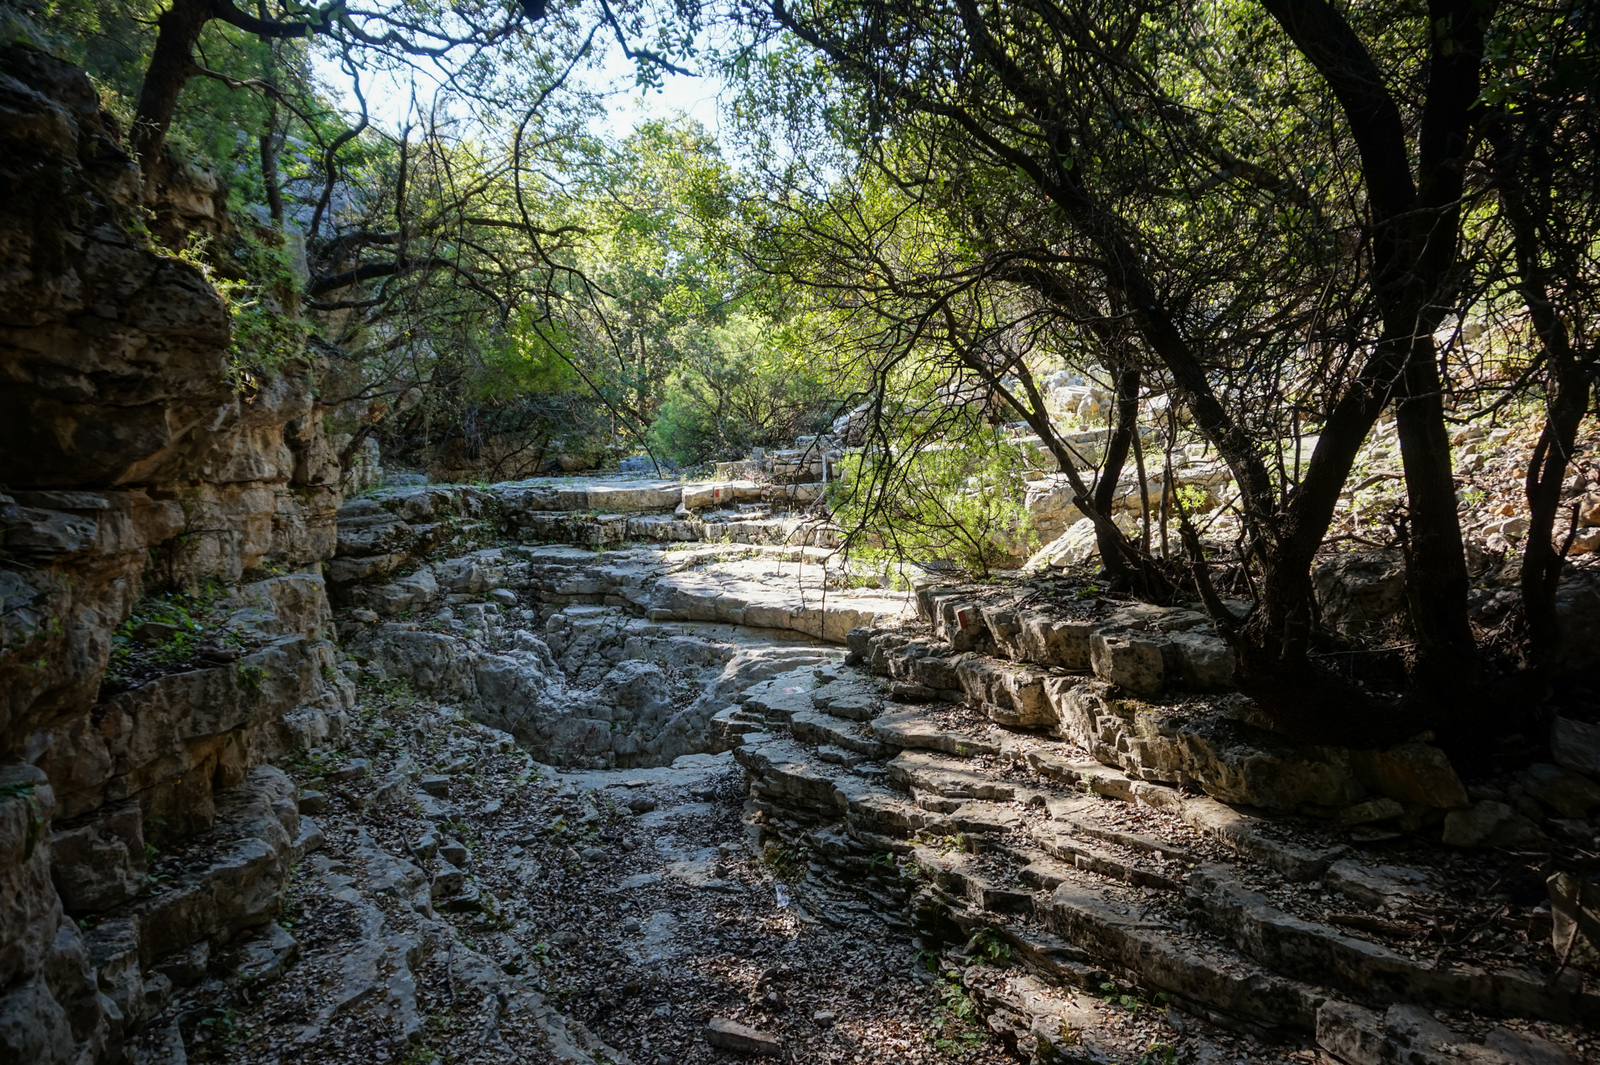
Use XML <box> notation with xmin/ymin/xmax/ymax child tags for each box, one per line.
<box><xmin>978</xmin><ymin>605</ymin><xmax>1022</xmax><ymax>659</ymax></box>
<box><xmin>1016</xmin><ymin>612</ymin><xmax>1094</xmax><ymax>671</ymax></box>
<box><xmin>1334</xmin><ymin>797</ymin><xmax>1405</xmax><ymax>827</ymax></box>
<box><xmin>1552</xmin><ymin>717</ymin><xmax>1600</xmax><ymax>779</ymax></box>
<box><xmin>1313</xmin><ymin>550</ymin><xmax>1405</xmax><ymax>634</ymax></box>
<box><xmin>1165</xmin><ymin>631</ymin><xmax>1236</xmax><ymax>691</ymax></box>
<box><xmin>1441</xmin><ymin>801</ymin><xmax>1544</xmax><ymax>849</ymax></box>
<box><xmin>1320</xmin><ymin>1000</ymin><xmax>1584</xmax><ymax>1065</ymax></box>
<box><xmin>1022</xmin><ymin>518</ymin><xmax>1100</xmax><ymax>572</ymax></box>
<box><xmin>1349</xmin><ymin>743</ymin><xmax>1469</xmax><ymax>809</ymax></box>
<box><xmin>704</xmin><ymin>1016</ymin><xmax>783</xmax><ymax>1056</ymax></box>
<box><xmin>1176</xmin><ymin>718</ymin><xmax>1366</xmax><ymax>811</ymax></box>
<box><xmin>1089</xmin><ymin>632</ymin><xmax>1165</xmax><ymax>695</ymax></box>
<box><xmin>1523</xmin><ymin>762</ymin><xmax>1600</xmax><ymax>819</ymax></box>
<box><xmin>48</xmin><ymin>803</ymin><xmax>146</xmax><ymax>913</ymax></box>
<box><xmin>1554</xmin><ymin>571</ymin><xmax>1600</xmax><ymax>671</ymax></box>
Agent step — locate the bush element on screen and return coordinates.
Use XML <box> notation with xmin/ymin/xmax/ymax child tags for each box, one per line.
<box><xmin>647</xmin><ymin>316</ymin><xmax>838</xmax><ymax>465</ymax></box>
<box><xmin>831</xmin><ymin>432</ymin><xmax>1038</xmax><ymax>578</ymax></box>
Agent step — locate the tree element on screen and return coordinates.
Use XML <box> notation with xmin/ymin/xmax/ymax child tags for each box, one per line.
<box><xmin>737</xmin><ymin>0</ymin><xmax>1597</xmax><ymax>748</ymax></box>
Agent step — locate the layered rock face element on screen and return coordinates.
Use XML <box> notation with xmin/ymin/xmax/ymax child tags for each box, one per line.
<box><xmin>0</xmin><ymin>46</ymin><xmax>349</xmax><ymax>1063</ymax></box>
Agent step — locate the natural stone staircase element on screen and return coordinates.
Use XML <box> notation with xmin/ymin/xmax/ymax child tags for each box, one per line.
<box><xmin>329</xmin><ymin>479</ymin><xmax>909</xmax><ymax>647</ymax></box>
<box><xmin>330</xmin><ymin>478</ymin><xmax>838</xmax><ymax>591</ymax></box>
<box><xmin>721</xmin><ymin>652</ymin><xmax>1592</xmax><ymax>1064</ymax></box>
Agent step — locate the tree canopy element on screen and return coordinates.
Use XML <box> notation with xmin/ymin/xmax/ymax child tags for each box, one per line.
<box><xmin>11</xmin><ymin>0</ymin><xmax>1598</xmax><ymax>749</ymax></box>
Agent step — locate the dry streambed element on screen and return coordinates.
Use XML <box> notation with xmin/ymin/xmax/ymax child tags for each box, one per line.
<box><xmin>126</xmin><ymin>669</ymin><xmax>1018</xmax><ymax>1065</ymax></box>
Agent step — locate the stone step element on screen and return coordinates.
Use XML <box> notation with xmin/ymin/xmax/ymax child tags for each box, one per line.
<box><xmin>1317</xmin><ymin>999</ymin><xmax>1584</xmax><ymax>1065</ymax></box>
<box><xmin>909</xmin><ymin>854</ymin><xmax>1325</xmax><ymax>1039</ymax></box>
<box><xmin>870</xmin><ymin>708</ymin><xmax>1004</xmax><ymax>757</ymax></box>
<box><xmin>888</xmin><ymin>740</ymin><xmax>1600</xmax><ymax>1029</ymax></box>
<box><xmin>1036</xmin><ymin>877</ymin><xmax>1324</xmax><ymax>1035</ymax></box>
<box><xmin>1185</xmin><ymin>864</ymin><xmax>1600</xmax><ymax>1026</ymax></box>
<box><xmin>957</xmin><ymin>967</ymin><xmax>1128</xmax><ymax>1065</ymax></box>
<box><xmin>885</xmin><ymin>749</ymin><xmax>1038</xmax><ymax>804</ymax></box>
<box><xmin>788</xmin><ymin>710</ymin><xmax>892</xmax><ymax>759</ymax></box>
<box><xmin>932</xmin><ymin>800</ymin><xmax>1030</xmax><ymax>837</ymax></box>
<box><xmin>909</xmin><ymin>845</ymin><xmax>1037</xmax><ymax>915</ymax></box>
<box><xmin>1170</xmin><ymin>792</ymin><xmax>1338</xmax><ymax>881</ymax></box>
<box><xmin>815</xmin><ymin>744</ymin><xmax>869</xmax><ymax>768</ymax></box>
<box><xmin>834</xmin><ymin>777</ymin><xmax>939</xmax><ymax>839</ymax></box>
<box><xmin>735</xmin><ymin>736</ymin><xmax>857</xmax><ymax>810</ymax></box>
<box><xmin>710</xmin><ymin>705</ymin><xmax>769</xmax><ymax>748</ymax></box>
<box><xmin>808</xmin><ymin>678</ymin><xmax>884</xmax><ymax>721</ymax></box>
<box><xmin>499</xmin><ymin>479</ymin><xmax>683</xmax><ymax>513</ymax></box>
<box><xmin>1016</xmin><ymin>831</ymin><xmax>1183</xmax><ymax>892</ymax></box>
<box><xmin>733</xmin><ymin>656</ymin><xmax>1595</xmax><ymax>1061</ymax></box>
<box><xmin>1022</xmin><ymin>746</ymin><xmax>1139</xmax><ymax>801</ymax></box>
<box><xmin>923</xmin><ymin>816</ymin><xmax>1600</xmax><ymax>1033</ymax></box>
<box><xmin>739</xmin><ymin>669</ymin><xmax>822</xmax><ymax>719</ymax></box>
<box><xmin>1038</xmin><ymin>794</ymin><xmax>1199</xmax><ymax>864</ymax></box>
<box><xmin>1020</xmin><ymin>742</ymin><xmax>1343</xmax><ymax>879</ymax></box>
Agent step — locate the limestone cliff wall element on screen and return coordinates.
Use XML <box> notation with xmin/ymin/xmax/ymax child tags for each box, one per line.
<box><xmin>0</xmin><ymin>45</ymin><xmax>350</xmax><ymax>1063</ymax></box>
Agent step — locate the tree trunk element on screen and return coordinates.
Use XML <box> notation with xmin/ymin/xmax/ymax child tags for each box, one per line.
<box><xmin>132</xmin><ymin>0</ymin><xmax>212</xmax><ymax>179</ymax></box>
<box><xmin>1394</xmin><ymin>336</ymin><xmax>1479</xmax><ymax>707</ymax></box>
<box><xmin>1092</xmin><ymin>365</ymin><xmax>1140</xmax><ymax>590</ymax></box>
<box><xmin>1493</xmin><ymin>135</ymin><xmax>1594</xmax><ymax>678</ymax></box>
<box><xmin>259</xmin><ymin>115</ymin><xmax>283</xmax><ymax>225</ymax></box>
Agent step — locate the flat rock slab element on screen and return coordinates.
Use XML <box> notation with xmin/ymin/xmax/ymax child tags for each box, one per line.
<box><xmin>872</xmin><ymin>708</ymin><xmax>1003</xmax><ymax>757</ymax></box>
<box><xmin>705</xmin><ymin>1016</ymin><xmax>783</xmax><ymax>1055</ymax></box>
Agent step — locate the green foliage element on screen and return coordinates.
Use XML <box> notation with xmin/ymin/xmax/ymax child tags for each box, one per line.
<box><xmin>107</xmin><ymin>589</ymin><xmax>206</xmax><ymax>683</ymax></box>
<box><xmin>929</xmin><ymin>971</ymin><xmax>989</xmax><ymax>1054</ymax></box>
<box><xmin>648</xmin><ymin>315</ymin><xmax>838</xmax><ymax>464</ymax></box>
<box><xmin>1138</xmin><ymin>1042</ymin><xmax>1179</xmax><ymax>1065</ymax></box>
<box><xmin>833</xmin><ymin>431</ymin><xmax>1038</xmax><ymax>578</ymax></box>
<box><xmin>966</xmin><ymin>928</ymin><xmax>1011</xmax><ymax>964</ymax></box>
<box><xmin>191</xmin><ymin>1006</ymin><xmax>246</xmax><ymax>1059</ymax></box>
<box><xmin>761</xmin><ymin>841</ymin><xmax>810</xmax><ymax>884</ymax></box>
<box><xmin>213</xmin><ymin>218</ymin><xmax>309</xmax><ymax>387</ymax></box>
<box><xmin>1100</xmin><ymin>981</ymin><xmax>1171</xmax><ymax>1016</ymax></box>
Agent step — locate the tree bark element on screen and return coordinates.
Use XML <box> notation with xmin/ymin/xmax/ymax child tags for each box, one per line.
<box><xmin>1493</xmin><ymin>129</ymin><xmax>1594</xmax><ymax>678</ymax></box>
<box><xmin>1092</xmin><ymin>365</ymin><xmax>1140</xmax><ymax>590</ymax></box>
<box><xmin>133</xmin><ymin>0</ymin><xmax>313</xmax><ymax>181</ymax></box>
<box><xmin>132</xmin><ymin>0</ymin><xmax>212</xmax><ymax>177</ymax></box>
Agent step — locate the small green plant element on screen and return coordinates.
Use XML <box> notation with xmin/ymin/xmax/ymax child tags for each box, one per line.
<box><xmin>191</xmin><ymin>1006</ymin><xmax>245</xmax><ymax>1058</ymax></box>
<box><xmin>761</xmin><ymin>841</ymin><xmax>810</xmax><ymax>884</ymax></box>
<box><xmin>400</xmin><ymin>1044</ymin><xmax>441</xmax><ymax>1065</ymax></box>
<box><xmin>1100</xmin><ymin>981</ymin><xmax>1170</xmax><ymax>1015</ymax></box>
<box><xmin>929</xmin><ymin>972</ymin><xmax>988</xmax><ymax>1053</ymax></box>
<box><xmin>1138</xmin><ymin>1041</ymin><xmax>1179</xmax><ymax>1065</ymax></box>
<box><xmin>918</xmin><ymin>830</ymin><xmax>975</xmax><ymax>856</ymax></box>
<box><xmin>968</xmin><ymin>928</ymin><xmax>1011</xmax><ymax>964</ymax></box>
<box><xmin>1173</xmin><ymin>483</ymin><xmax>1210</xmax><ymax>515</ymax></box>
<box><xmin>236</xmin><ymin>663</ymin><xmax>266</xmax><ymax>690</ymax></box>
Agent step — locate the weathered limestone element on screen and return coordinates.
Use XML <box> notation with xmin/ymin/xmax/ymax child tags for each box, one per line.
<box><xmin>1552</xmin><ymin>716</ymin><xmax>1600</xmax><ymax>779</ymax></box>
<box><xmin>732</xmin><ymin>658</ymin><xmax>1596</xmax><ymax>1063</ymax></box>
<box><xmin>0</xmin><ymin>46</ymin><xmax>354</xmax><ymax>1063</ymax></box>
<box><xmin>1313</xmin><ymin>550</ymin><xmax>1407</xmax><ymax>634</ymax></box>
<box><xmin>838</xmin><ymin>576</ymin><xmax>1479</xmax><ymax>822</ymax></box>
